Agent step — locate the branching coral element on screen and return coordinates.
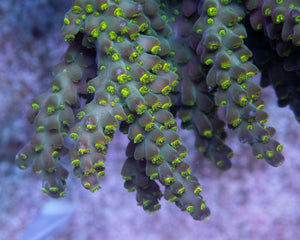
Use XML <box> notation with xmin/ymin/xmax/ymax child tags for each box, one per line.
<box><xmin>15</xmin><ymin>0</ymin><xmax>300</xmax><ymax>220</ymax></box>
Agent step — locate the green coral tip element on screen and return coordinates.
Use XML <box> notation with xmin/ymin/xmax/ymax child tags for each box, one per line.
<box><xmin>127</xmin><ymin>187</ymin><xmax>135</xmax><ymax>192</ymax></box>
<box><xmin>179</xmin><ymin>152</ymin><xmax>188</xmax><ymax>159</ymax></box>
<box><xmin>59</xmin><ymin>192</ymin><xmax>66</xmax><ymax>197</ymax></box>
<box><xmin>177</xmin><ymin>187</ymin><xmax>185</xmax><ymax>195</ymax></box>
<box><xmin>203</xmin><ymin>130</ymin><xmax>212</xmax><ymax>138</ymax></box>
<box><xmin>32</xmin><ymin>103</ymin><xmax>40</xmax><ymax>111</ymax></box>
<box><xmin>240</xmin><ymin>55</ymin><xmax>248</xmax><ymax>62</ymax></box>
<box><xmin>221</xmin><ymin>80</ymin><xmax>231</xmax><ymax>89</ymax></box>
<box><xmin>112</xmin><ymin>53</ymin><xmax>121</xmax><ymax>61</ymax></box>
<box><xmin>276</xmin><ymin>14</ymin><xmax>284</xmax><ymax>23</ymax></box>
<box><xmin>266</xmin><ymin>151</ymin><xmax>274</xmax><ymax>158</ymax></box>
<box><xmin>221</xmin><ymin>0</ymin><xmax>229</xmax><ymax>4</ymax></box>
<box><xmin>115</xmin><ymin>115</ymin><xmax>124</xmax><ymax>121</ymax></box>
<box><xmin>169</xmin><ymin>196</ymin><xmax>178</xmax><ymax>203</ymax></box>
<box><xmin>122</xmin><ymin>176</ymin><xmax>132</xmax><ymax>180</ymax></box>
<box><xmin>84</xmin><ymin>168</ymin><xmax>96</xmax><ymax>176</ymax></box>
<box><xmin>71</xmin><ymin>159</ymin><xmax>80</xmax><ymax>167</ymax></box>
<box><xmin>130</xmin><ymin>33</ymin><xmax>140</xmax><ymax>41</ymax></box>
<box><xmin>156</xmin><ymin>137</ymin><xmax>166</xmax><ymax>146</ymax></box>
<box><xmin>145</xmin><ymin>122</ymin><xmax>155</xmax><ymax>131</ymax></box>
<box><xmin>246</xmin><ymin>72</ymin><xmax>256</xmax><ymax>79</ymax></box>
<box><xmin>49</xmin><ymin>187</ymin><xmax>59</xmax><ymax>192</ymax></box>
<box><xmin>186</xmin><ymin>206</ymin><xmax>195</xmax><ymax>214</ymax></box>
<box><xmin>47</xmin><ymin>106</ymin><xmax>56</xmax><ymax>114</ymax></box>
<box><xmin>204</xmin><ymin>59</ymin><xmax>213</xmax><ymax>65</ymax></box>
<box><xmin>221</xmin><ymin>62</ymin><xmax>231</xmax><ymax>69</ymax></box>
<box><xmin>121</xmin><ymin>87</ymin><xmax>131</xmax><ymax>98</ymax></box>
<box><xmin>126</xmin><ymin>114</ymin><xmax>135</xmax><ymax>124</ymax></box>
<box><xmin>171</xmin><ymin>140</ymin><xmax>181</xmax><ymax>149</ymax></box>
<box><xmin>104</xmin><ymin>125</ymin><xmax>116</xmax><ymax>134</ymax></box>
<box><xmin>20</xmin><ymin>153</ymin><xmax>27</xmax><ymax>160</ymax></box>
<box><xmin>162</xmin><ymin>102</ymin><xmax>172</xmax><ymax>109</ymax></box>
<box><xmin>36</xmin><ymin>126</ymin><xmax>44</xmax><ymax>132</ymax></box>
<box><xmin>94</xmin><ymin>161</ymin><xmax>105</xmax><ymax>168</ymax></box>
<box><xmin>34</xmin><ymin>145</ymin><xmax>43</xmax><ymax>152</ymax></box>
<box><xmin>41</xmin><ymin>188</ymin><xmax>49</xmax><ymax>194</ymax></box>
<box><xmin>207</xmin><ymin>7</ymin><xmax>217</xmax><ymax>16</ymax></box>
<box><xmin>70</xmin><ymin>132</ymin><xmax>78</xmax><ymax>140</ymax></box>
<box><xmin>91</xmin><ymin>186</ymin><xmax>101</xmax><ymax>192</ymax></box>
<box><xmin>136</xmin><ymin>104</ymin><xmax>147</xmax><ymax>115</ymax></box>
<box><xmin>87</xmin><ymin>86</ymin><xmax>96</xmax><ymax>93</ymax></box>
<box><xmin>134</xmin><ymin>134</ymin><xmax>144</xmax><ymax>144</ymax></box>
<box><xmin>151</xmin><ymin>155</ymin><xmax>163</xmax><ymax>165</ymax></box>
<box><xmin>100</xmin><ymin>4</ymin><xmax>108</xmax><ymax>10</ymax></box>
<box><xmin>99</xmin><ymin>100</ymin><xmax>107</xmax><ymax>105</ymax></box>
<box><xmin>154</xmin><ymin>204</ymin><xmax>161</xmax><ymax>211</ymax></box>
<box><xmin>64</xmin><ymin>18</ymin><xmax>70</xmax><ymax>25</ymax></box>
<box><xmin>262</xmin><ymin>135</ymin><xmax>270</xmax><ymax>143</ymax></box>
<box><xmin>207</xmin><ymin>18</ymin><xmax>214</xmax><ymax>24</ymax></box>
<box><xmin>52</xmin><ymin>85</ymin><xmax>60</xmax><ymax>92</ymax></box>
<box><xmin>139</xmin><ymin>23</ymin><xmax>149</xmax><ymax>32</ymax></box>
<box><xmin>86</xmin><ymin>124</ymin><xmax>97</xmax><ymax>130</ymax></box>
<box><xmin>172</xmin><ymin>158</ymin><xmax>182</xmax><ymax>166</ymax></box>
<box><xmin>77</xmin><ymin>111</ymin><xmax>86</xmax><ymax>120</ymax></box>
<box><xmin>78</xmin><ymin>148</ymin><xmax>90</xmax><ymax>155</ymax></box>
<box><xmin>164</xmin><ymin>177</ymin><xmax>175</xmax><ymax>185</ymax></box>
<box><xmin>194</xmin><ymin>186</ymin><xmax>202</xmax><ymax>195</ymax></box>
<box><xmin>107</xmin><ymin>85</ymin><xmax>115</xmax><ymax>94</ymax></box>
<box><xmin>91</xmin><ymin>28</ymin><xmax>100</xmax><ymax>38</ymax></box>
<box><xmin>98</xmin><ymin>171</ymin><xmax>106</xmax><ymax>177</ymax></box>
<box><xmin>139</xmin><ymin>86</ymin><xmax>148</xmax><ymax>95</ymax></box>
<box><xmin>143</xmin><ymin>200</ymin><xmax>151</xmax><ymax>207</ymax></box>
<box><xmin>216</xmin><ymin>161</ymin><xmax>224</xmax><ymax>168</ymax></box>
<box><xmin>114</xmin><ymin>7</ymin><xmax>125</xmax><ymax>18</ymax></box>
<box><xmin>231</xmin><ymin>118</ymin><xmax>241</xmax><ymax>127</ymax></box>
<box><xmin>52</xmin><ymin>151</ymin><xmax>58</xmax><ymax>158</ymax></box>
<box><xmin>109</xmin><ymin>31</ymin><xmax>117</xmax><ymax>40</ymax></box>
<box><xmin>150</xmin><ymin>173</ymin><xmax>158</xmax><ymax>180</ymax></box>
<box><xmin>85</xmin><ymin>4</ymin><xmax>94</xmax><ymax>13</ymax></box>
<box><xmin>276</xmin><ymin>144</ymin><xmax>284</xmax><ymax>152</ymax></box>
<box><xmin>151</xmin><ymin>45</ymin><xmax>161</xmax><ymax>54</ymax></box>
<box><xmin>100</xmin><ymin>21</ymin><xmax>108</xmax><ymax>31</ymax></box>
<box><xmin>72</xmin><ymin>6</ymin><xmax>82</xmax><ymax>14</ymax></box>
<box><xmin>162</xmin><ymin>85</ymin><xmax>171</xmax><ymax>95</ymax></box>
<box><xmin>164</xmin><ymin>119</ymin><xmax>175</xmax><ymax>128</ymax></box>
<box><xmin>64</xmin><ymin>34</ymin><xmax>75</xmax><ymax>42</ymax></box>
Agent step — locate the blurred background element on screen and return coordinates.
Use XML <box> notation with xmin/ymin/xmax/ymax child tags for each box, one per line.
<box><xmin>0</xmin><ymin>1</ymin><xmax>299</xmax><ymax>239</ymax></box>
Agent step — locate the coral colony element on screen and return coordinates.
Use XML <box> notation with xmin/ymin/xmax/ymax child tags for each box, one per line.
<box><xmin>16</xmin><ymin>0</ymin><xmax>300</xmax><ymax>220</ymax></box>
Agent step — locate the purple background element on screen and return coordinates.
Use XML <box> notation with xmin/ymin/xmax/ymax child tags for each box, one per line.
<box><xmin>0</xmin><ymin>1</ymin><xmax>299</xmax><ymax>239</ymax></box>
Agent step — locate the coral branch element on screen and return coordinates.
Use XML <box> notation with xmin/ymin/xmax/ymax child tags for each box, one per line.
<box><xmin>16</xmin><ymin>0</ymin><xmax>300</xmax><ymax>220</ymax></box>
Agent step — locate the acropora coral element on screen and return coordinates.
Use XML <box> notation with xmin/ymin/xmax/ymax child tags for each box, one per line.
<box><xmin>15</xmin><ymin>0</ymin><xmax>300</xmax><ymax>220</ymax></box>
